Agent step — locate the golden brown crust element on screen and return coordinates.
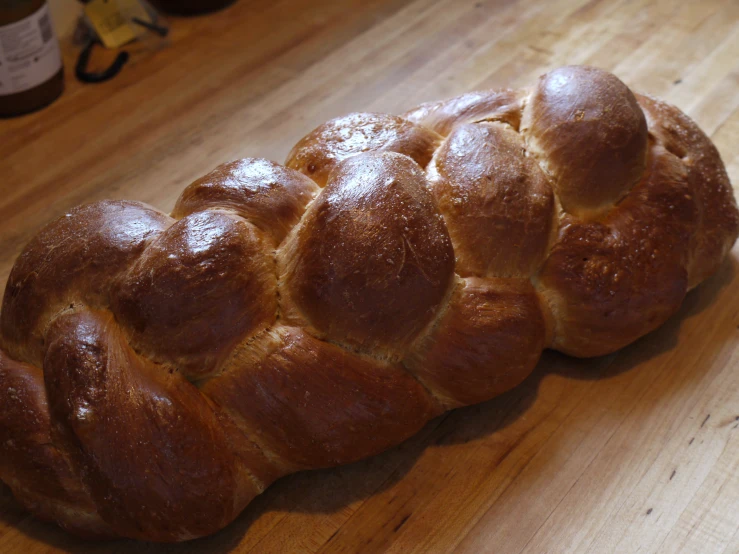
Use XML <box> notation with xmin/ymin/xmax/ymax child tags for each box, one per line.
<box><xmin>43</xmin><ymin>310</ymin><xmax>264</xmax><ymax>542</ymax></box>
<box><xmin>405</xmin><ymin>277</ymin><xmax>545</xmax><ymax>408</ymax></box>
<box><xmin>279</xmin><ymin>151</ymin><xmax>455</xmax><ymax>354</ymax></box>
<box><xmin>521</xmin><ymin>65</ymin><xmax>648</xmax><ymax>216</ymax></box>
<box><xmin>0</xmin><ymin>201</ymin><xmax>172</xmax><ymax>366</ymax></box>
<box><xmin>112</xmin><ymin>210</ymin><xmax>277</xmax><ymax>379</ymax></box>
<box><xmin>285</xmin><ymin>112</ymin><xmax>442</xmax><ymax>186</ymax></box>
<box><xmin>537</xmin><ymin>142</ymin><xmax>696</xmax><ymax>356</ymax></box>
<box><xmin>172</xmin><ymin>158</ymin><xmax>320</xmax><ymax>246</ymax></box>
<box><xmin>428</xmin><ymin>122</ymin><xmax>554</xmax><ymax>277</ymax></box>
<box><xmin>403</xmin><ymin>88</ymin><xmax>526</xmax><ymax>135</ymax></box>
<box><xmin>636</xmin><ymin>94</ymin><xmax>739</xmax><ymax>287</ymax></box>
<box><xmin>0</xmin><ymin>66</ymin><xmax>736</xmax><ymax>542</ymax></box>
<box><xmin>0</xmin><ymin>351</ymin><xmax>113</xmax><ymax>538</ymax></box>
<box><xmin>203</xmin><ymin>326</ymin><xmax>439</xmax><ymax>469</ymax></box>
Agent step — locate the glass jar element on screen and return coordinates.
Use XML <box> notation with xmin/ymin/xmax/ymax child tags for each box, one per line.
<box><xmin>0</xmin><ymin>0</ymin><xmax>64</xmax><ymax>117</ymax></box>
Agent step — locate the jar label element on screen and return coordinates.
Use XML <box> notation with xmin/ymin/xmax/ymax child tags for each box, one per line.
<box><xmin>0</xmin><ymin>3</ymin><xmax>62</xmax><ymax>96</ymax></box>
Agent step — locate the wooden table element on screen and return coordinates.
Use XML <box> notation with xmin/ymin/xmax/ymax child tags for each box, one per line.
<box><xmin>1</xmin><ymin>0</ymin><xmax>737</xmax><ymax>552</ymax></box>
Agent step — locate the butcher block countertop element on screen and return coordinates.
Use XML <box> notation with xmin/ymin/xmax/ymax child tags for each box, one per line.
<box><xmin>1</xmin><ymin>0</ymin><xmax>738</xmax><ymax>552</ymax></box>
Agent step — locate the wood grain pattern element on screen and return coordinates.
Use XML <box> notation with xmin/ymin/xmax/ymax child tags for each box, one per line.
<box><xmin>1</xmin><ymin>0</ymin><xmax>738</xmax><ymax>551</ymax></box>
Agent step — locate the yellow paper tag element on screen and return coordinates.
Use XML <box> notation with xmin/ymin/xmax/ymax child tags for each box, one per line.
<box><xmin>85</xmin><ymin>0</ymin><xmax>153</xmax><ymax>49</ymax></box>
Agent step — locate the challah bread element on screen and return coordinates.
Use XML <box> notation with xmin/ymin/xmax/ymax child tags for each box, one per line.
<box><xmin>0</xmin><ymin>65</ymin><xmax>736</xmax><ymax>542</ymax></box>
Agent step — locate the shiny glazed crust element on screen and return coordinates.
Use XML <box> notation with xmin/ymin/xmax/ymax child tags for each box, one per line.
<box><xmin>1</xmin><ymin>66</ymin><xmax>737</xmax><ymax>542</ymax></box>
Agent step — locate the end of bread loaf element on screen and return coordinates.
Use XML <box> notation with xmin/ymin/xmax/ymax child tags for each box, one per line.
<box><xmin>0</xmin><ymin>65</ymin><xmax>736</xmax><ymax>541</ymax></box>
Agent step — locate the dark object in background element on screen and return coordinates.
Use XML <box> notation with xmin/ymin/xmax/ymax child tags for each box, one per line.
<box><xmin>0</xmin><ymin>0</ymin><xmax>64</xmax><ymax>117</ymax></box>
<box><xmin>150</xmin><ymin>0</ymin><xmax>237</xmax><ymax>16</ymax></box>
<box><xmin>75</xmin><ymin>40</ymin><xmax>129</xmax><ymax>84</ymax></box>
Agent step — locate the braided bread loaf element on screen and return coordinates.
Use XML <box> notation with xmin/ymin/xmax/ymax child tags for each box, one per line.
<box><xmin>1</xmin><ymin>66</ymin><xmax>736</xmax><ymax>542</ymax></box>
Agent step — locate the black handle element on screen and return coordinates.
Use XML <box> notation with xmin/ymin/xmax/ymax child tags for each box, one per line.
<box><xmin>75</xmin><ymin>40</ymin><xmax>129</xmax><ymax>84</ymax></box>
